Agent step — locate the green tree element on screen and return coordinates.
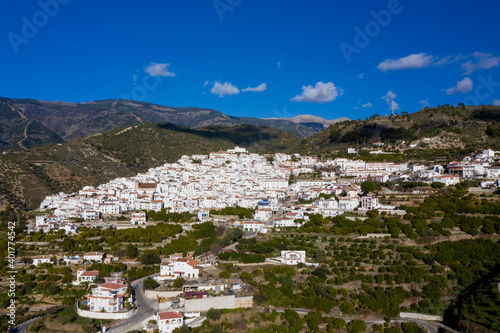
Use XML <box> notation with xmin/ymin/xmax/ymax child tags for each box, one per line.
<box><xmin>126</xmin><ymin>244</ymin><xmax>139</xmax><ymax>258</ymax></box>
<box><xmin>361</xmin><ymin>181</ymin><xmax>376</xmax><ymax>194</ymax></box>
<box><xmin>143</xmin><ymin>277</ymin><xmax>159</xmax><ymax>289</ymax></box>
<box><xmin>431</xmin><ymin>182</ymin><xmax>445</xmax><ymax>189</ymax></box>
<box><xmin>282</xmin><ymin>309</ymin><xmax>304</xmax><ymax>333</ymax></box>
<box><xmin>314</xmin><ymin>249</ymin><xmax>326</xmax><ymax>262</ymax></box>
<box><xmin>347</xmin><ymin>319</ymin><xmax>366</xmax><ymax>333</ymax></box>
<box><xmin>62</xmin><ymin>238</ymin><xmax>77</xmax><ymax>252</ymax></box>
<box><xmin>206</xmin><ymin>308</ymin><xmax>221</xmax><ymax>321</ymax></box>
<box><xmin>340</xmin><ymin>301</ymin><xmax>355</xmax><ymax>315</ymax></box>
<box><xmin>173</xmin><ymin>277</ymin><xmax>184</xmax><ymax>288</ymax></box>
<box><xmin>401</xmin><ymin>322</ymin><xmax>424</xmax><ymax>333</ymax></box>
<box><xmin>312</xmin><ymin>266</ymin><xmax>328</xmax><ymax>280</ymax></box>
<box><xmin>331</xmin><ymin>318</ymin><xmax>346</xmax><ymax>330</ymax></box>
<box><xmin>305</xmin><ymin>311</ymin><xmax>322</xmax><ymax>331</ymax></box>
<box><xmin>140</xmin><ymin>253</ymin><xmax>161</xmax><ymax>265</ymax></box>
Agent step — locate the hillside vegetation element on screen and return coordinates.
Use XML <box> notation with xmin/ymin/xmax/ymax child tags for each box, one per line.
<box><xmin>301</xmin><ymin>104</ymin><xmax>500</xmax><ymax>157</ymax></box>
<box><xmin>0</xmin><ymin>123</ymin><xmax>300</xmax><ymax>209</ymax></box>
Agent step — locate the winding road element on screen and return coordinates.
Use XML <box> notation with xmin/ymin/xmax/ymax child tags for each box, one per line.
<box><xmin>10</xmin><ymin>317</ymin><xmax>40</xmax><ymax>333</ymax></box>
<box><xmin>107</xmin><ymin>276</ymin><xmax>156</xmax><ymax>333</ymax></box>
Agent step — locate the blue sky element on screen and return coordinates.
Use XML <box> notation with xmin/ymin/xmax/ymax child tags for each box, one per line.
<box><xmin>1</xmin><ymin>0</ymin><xmax>500</xmax><ymax>120</ymax></box>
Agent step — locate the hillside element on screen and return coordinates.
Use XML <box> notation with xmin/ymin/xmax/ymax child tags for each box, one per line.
<box><xmin>0</xmin><ymin>98</ymin><xmax>320</xmax><ymax>149</ymax></box>
<box><xmin>0</xmin><ymin>123</ymin><xmax>301</xmax><ymax>209</ymax></box>
<box><xmin>261</xmin><ymin>115</ymin><xmax>350</xmax><ymax>133</ymax></box>
<box><xmin>0</xmin><ymin>102</ymin><xmax>64</xmax><ymax>150</ymax></box>
<box><xmin>444</xmin><ymin>264</ymin><xmax>500</xmax><ymax>333</ymax></box>
<box><xmin>300</xmin><ymin>104</ymin><xmax>500</xmax><ymax>157</ymax></box>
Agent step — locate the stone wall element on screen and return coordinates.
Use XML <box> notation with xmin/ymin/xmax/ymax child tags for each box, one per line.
<box><xmin>399</xmin><ymin>312</ymin><xmax>442</xmax><ymax>321</ymax></box>
<box><xmin>234</xmin><ymin>296</ymin><xmax>253</xmax><ymax>308</ymax></box>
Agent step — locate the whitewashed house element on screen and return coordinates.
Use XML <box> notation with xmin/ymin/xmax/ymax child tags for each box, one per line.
<box><xmin>361</xmin><ymin>195</ymin><xmax>379</xmax><ymax>210</ymax></box>
<box><xmin>131</xmin><ymin>212</ymin><xmax>147</xmax><ymax>225</ymax></box>
<box><xmin>157</xmin><ymin>256</ymin><xmax>200</xmax><ymax>281</ymax></box>
<box><xmin>197</xmin><ymin>209</ymin><xmax>209</xmax><ymax>222</ymax></box>
<box><xmin>76</xmin><ymin>268</ymin><xmax>99</xmax><ymax>284</ymax></box>
<box><xmin>86</xmin><ymin>282</ymin><xmax>128</xmax><ymax>313</ymax></box>
<box><xmin>157</xmin><ymin>311</ymin><xmax>184</xmax><ymax>333</ymax></box>
<box><xmin>338</xmin><ymin>198</ymin><xmax>359</xmax><ymax>211</ymax></box>
<box><xmin>273</xmin><ymin>217</ymin><xmax>301</xmax><ymax>228</ymax></box>
<box><xmin>254</xmin><ymin>208</ymin><xmax>273</xmax><ymax>221</ymax></box>
<box><xmin>242</xmin><ymin>221</ymin><xmax>267</xmax><ymax>233</ymax></box>
<box><xmin>280</xmin><ymin>251</ymin><xmax>306</xmax><ymax>265</ymax></box>
<box><xmin>487</xmin><ymin>167</ymin><xmax>500</xmax><ymax>178</ymax></box>
<box><xmin>262</xmin><ymin>178</ymin><xmax>289</xmax><ymax>190</ymax></box>
<box><xmin>430</xmin><ymin>175</ymin><xmax>460</xmax><ymax>186</ymax></box>
<box><xmin>83</xmin><ymin>252</ymin><xmax>105</xmax><ymax>263</ymax></box>
<box><xmin>32</xmin><ymin>255</ymin><xmax>55</xmax><ymax>266</ymax></box>
<box><xmin>83</xmin><ymin>210</ymin><xmax>99</xmax><ymax>220</ymax></box>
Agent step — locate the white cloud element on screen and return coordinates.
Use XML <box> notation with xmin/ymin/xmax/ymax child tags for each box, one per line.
<box><xmin>445</xmin><ymin>77</ymin><xmax>473</xmax><ymax>95</ymax></box>
<box><xmin>382</xmin><ymin>90</ymin><xmax>397</xmax><ymax>104</ymax></box>
<box><xmin>362</xmin><ymin>102</ymin><xmax>372</xmax><ymax>108</ymax></box>
<box><xmin>144</xmin><ymin>63</ymin><xmax>176</xmax><ymax>77</ymax></box>
<box><xmin>493</xmin><ymin>99</ymin><xmax>500</xmax><ymax>106</ymax></box>
<box><xmin>357</xmin><ymin>73</ymin><xmax>365</xmax><ymax>79</ymax></box>
<box><xmin>462</xmin><ymin>52</ymin><xmax>500</xmax><ymax>75</ymax></box>
<box><xmin>277</xmin><ymin>62</ymin><xmax>281</xmax><ymax>68</ymax></box>
<box><xmin>133</xmin><ymin>75</ymin><xmax>138</xmax><ymax>85</ymax></box>
<box><xmin>378</xmin><ymin>53</ymin><xmax>435</xmax><ymax>71</ymax></box>
<box><xmin>242</xmin><ymin>83</ymin><xmax>267</xmax><ymax>93</ymax></box>
<box><xmin>419</xmin><ymin>99</ymin><xmax>429</xmax><ymax>108</ymax></box>
<box><xmin>290</xmin><ymin>81</ymin><xmax>343</xmax><ymax>103</ymax></box>
<box><xmin>203</xmin><ymin>80</ymin><xmax>210</xmax><ymax>86</ymax></box>
<box><xmin>210</xmin><ymin>81</ymin><xmax>240</xmax><ymax>97</ymax></box>
<box><xmin>381</xmin><ymin>90</ymin><xmax>400</xmax><ymax>111</ymax></box>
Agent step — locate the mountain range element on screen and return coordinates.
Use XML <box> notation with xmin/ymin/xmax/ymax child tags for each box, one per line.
<box><xmin>0</xmin><ymin>97</ymin><xmax>348</xmax><ymax>150</ymax></box>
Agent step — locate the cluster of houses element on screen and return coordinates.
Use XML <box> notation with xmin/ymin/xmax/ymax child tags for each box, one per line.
<box><xmin>31</xmin><ymin>252</ymin><xmax>118</xmax><ymax>268</ymax></box>
<box><xmin>32</xmin><ymin>147</ymin><xmax>500</xmax><ymax>235</ymax></box>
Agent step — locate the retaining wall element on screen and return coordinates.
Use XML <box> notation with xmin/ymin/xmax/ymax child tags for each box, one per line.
<box><xmin>399</xmin><ymin>312</ymin><xmax>442</xmax><ymax>321</ymax></box>
<box><xmin>77</xmin><ymin>307</ymin><xmax>136</xmax><ymax>320</ymax></box>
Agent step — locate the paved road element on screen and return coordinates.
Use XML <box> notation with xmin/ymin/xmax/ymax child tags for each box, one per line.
<box><xmin>11</xmin><ymin>317</ymin><xmax>40</xmax><ymax>333</ymax></box>
<box><xmin>366</xmin><ymin>318</ymin><xmax>438</xmax><ymax>333</ymax></box>
<box><xmin>107</xmin><ymin>276</ymin><xmax>156</xmax><ymax>333</ymax></box>
<box><xmin>271</xmin><ymin>308</ymin><xmax>442</xmax><ymax>333</ymax></box>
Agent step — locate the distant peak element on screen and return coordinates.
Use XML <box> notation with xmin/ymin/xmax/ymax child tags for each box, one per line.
<box><xmin>264</xmin><ymin>114</ymin><xmax>349</xmax><ymax>125</ymax></box>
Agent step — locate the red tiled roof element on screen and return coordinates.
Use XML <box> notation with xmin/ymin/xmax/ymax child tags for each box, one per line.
<box><xmin>32</xmin><ymin>255</ymin><xmax>53</xmax><ymax>260</ymax></box>
<box><xmin>158</xmin><ymin>311</ymin><xmax>183</xmax><ymax>320</ymax></box>
<box><xmin>84</xmin><ymin>252</ymin><xmax>104</xmax><ymax>256</ymax></box>
<box><xmin>81</xmin><ymin>270</ymin><xmax>99</xmax><ymax>277</ymax></box>
<box><xmin>99</xmin><ymin>282</ymin><xmax>126</xmax><ymax>290</ymax></box>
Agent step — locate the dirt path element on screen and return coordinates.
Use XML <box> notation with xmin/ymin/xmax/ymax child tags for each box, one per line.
<box><xmin>17</xmin><ymin>120</ymin><xmax>32</xmax><ymax>150</ymax></box>
<box><xmin>131</xmin><ymin>112</ymin><xmax>144</xmax><ymax>123</ymax></box>
<box><xmin>295</xmin><ymin>124</ymin><xmax>307</xmax><ymax>139</ymax></box>
<box><xmin>116</xmin><ymin>125</ymin><xmax>138</xmax><ymax>135</ymax></box>
<box><xmin>10</xmin><ymin>103</ymin><xmax>28</xmax><ymax>121</ymax></box>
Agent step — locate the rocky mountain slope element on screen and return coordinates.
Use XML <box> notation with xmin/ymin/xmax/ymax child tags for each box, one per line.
<box><xmin>0</xmin><ymin>97</ymin><xmax>328</xmax><ymax>150</ymax></box>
